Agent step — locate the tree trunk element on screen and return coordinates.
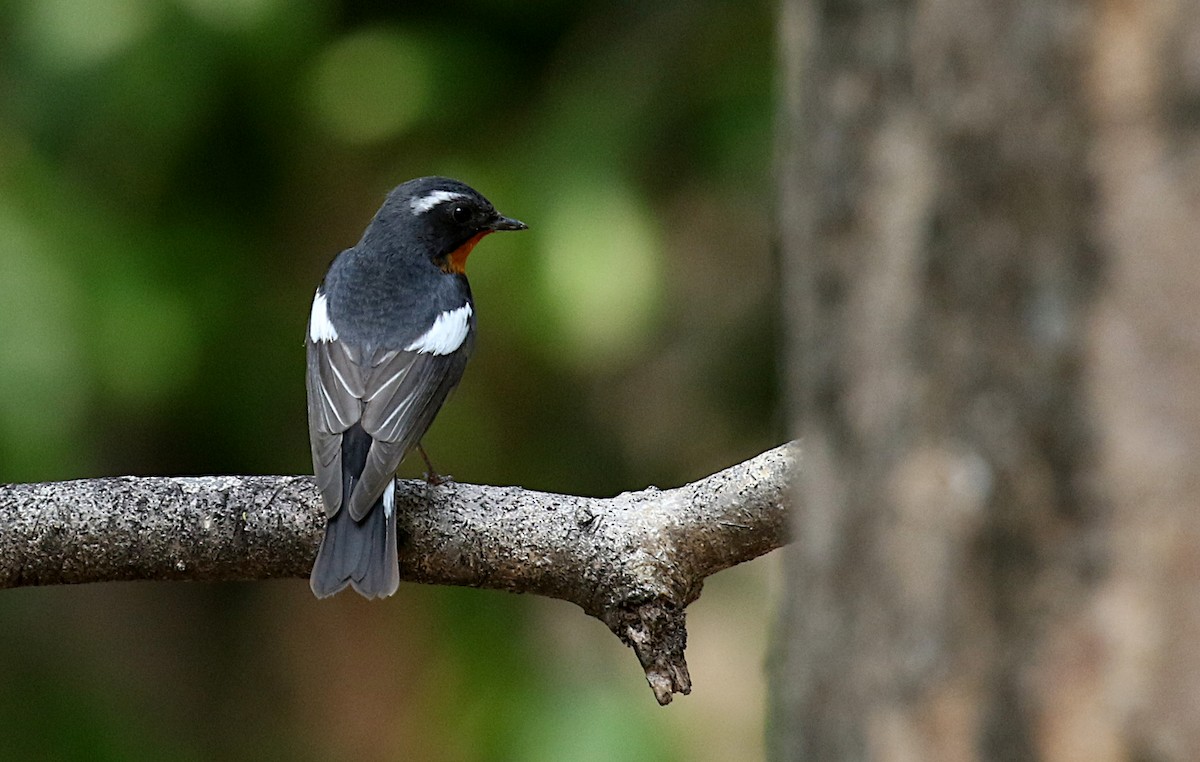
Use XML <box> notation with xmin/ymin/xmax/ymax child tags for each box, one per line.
<box><xmin>772</xmin><ymin>0</ymin><xmax>1200</xmax><ymax>758</ymax></box>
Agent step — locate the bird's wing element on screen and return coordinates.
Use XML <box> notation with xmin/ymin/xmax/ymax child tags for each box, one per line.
<box><xmin>344</xmin><ymin>347</ymin><xmax>467</xmax><ymax>520</ymax></box>
<box><xmin>308</xmin><ymin>336</ymin><xmax>468</xmax><ymax>521</ymax></box>
<box><xmin>306</xmin><ymin>338</ymin><xmax>366</xmax><ymax>517</ymax></box>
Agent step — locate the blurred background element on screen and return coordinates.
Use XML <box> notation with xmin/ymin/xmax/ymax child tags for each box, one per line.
<box><xmin>0</xmin><ymin>0</ymin><xmax>782</xmax><ymax>759</ymax></box>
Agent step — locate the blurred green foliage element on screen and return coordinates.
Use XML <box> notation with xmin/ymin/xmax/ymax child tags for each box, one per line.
<box><xmin>0</xmin><ymin>0</ymin><xmax>780</xmax><ymax>759</ymax></box>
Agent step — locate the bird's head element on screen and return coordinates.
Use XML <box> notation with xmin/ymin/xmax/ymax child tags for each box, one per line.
<box><xmin>363</xmin><ymin>176</ymin><xmax>527</xmax><ymax>274</ymax></box>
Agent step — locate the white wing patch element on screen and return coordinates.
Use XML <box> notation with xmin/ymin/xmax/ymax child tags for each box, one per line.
<box><xmin>410</xmin><ymin>190</ymin><xmax>467</xmax><ymax>215</ymax></box>
<box><xmin>309</xmin><ymin>291</ymin><xmax>339</xmax><ymax>342</ymax></box>
<box><xmin>404</xmin><ymin>304</ymin><xmax>472</xmax><ymax>355</ymax></box>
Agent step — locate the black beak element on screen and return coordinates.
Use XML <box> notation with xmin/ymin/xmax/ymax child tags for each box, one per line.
<box><xmin>488</xmin><ymin>214</ymin><xmax>528</xmax><ymax>232</ymax></box>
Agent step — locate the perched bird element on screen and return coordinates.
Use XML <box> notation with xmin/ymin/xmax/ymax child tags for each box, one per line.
<box><xmin>306</xmin><ymin>177</ymin><xmax>527</xmax><ymax>599</ymax></box>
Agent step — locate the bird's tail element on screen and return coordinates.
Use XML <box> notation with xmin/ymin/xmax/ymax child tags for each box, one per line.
<box><xmin>309</xmin><ymin>479</ymin><xmax>400</xmax><ymax>599</ymax></box>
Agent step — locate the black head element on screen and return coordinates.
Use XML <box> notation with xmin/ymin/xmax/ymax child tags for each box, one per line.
<box><xmin>361</xmin><ymin>176</ymin><xmax>527</xmax><ymax>274</ymax></box>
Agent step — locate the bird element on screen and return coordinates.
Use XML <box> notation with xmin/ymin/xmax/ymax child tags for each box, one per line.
<box><xmin>306</xmin><ymin>176</ymin><xmax>527</xmax><ymax>599</ymax></box>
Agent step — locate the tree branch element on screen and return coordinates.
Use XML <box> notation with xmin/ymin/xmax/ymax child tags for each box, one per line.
<box><xmin>0</xmin><ymin>443</ymin><xmax>795</xmax><ymax>704</ymax></box>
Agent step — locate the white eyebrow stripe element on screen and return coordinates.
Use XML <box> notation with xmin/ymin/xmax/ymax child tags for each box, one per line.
<box><xmin>404</xmin><ymin>304</ymin><xmax>472</xmax><ymax>355</ymax></box>
<box><xmin>410</xmin><ymin>190</ymin><xmax>467</xmax><ymax>214</ymax></box>
<box><xmin>309</xmin><ymin>291</ymin><xmax>339</xmax><ymax>342</ymax></box>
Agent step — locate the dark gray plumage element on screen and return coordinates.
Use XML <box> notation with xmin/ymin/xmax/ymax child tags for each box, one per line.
<box><xmin>306</xmin><ymin>177</ymin><xmax>526</xmax><ymax>599</ymax></box>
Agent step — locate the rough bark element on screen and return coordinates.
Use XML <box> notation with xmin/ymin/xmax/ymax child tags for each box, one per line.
<box><xmin>1088</xmin><ymin>2</ymin><xmax>1200</xmax><ymax>756</ymax></box>
<box><xmin>775</xmin><ymin>0</ymin><xmax>1107</xmax><ymax>759</ymax></box>
<box><xmin>0</xmin><ymin>443</ymin><xmax>794</xmax><ymax>705</ymax></box>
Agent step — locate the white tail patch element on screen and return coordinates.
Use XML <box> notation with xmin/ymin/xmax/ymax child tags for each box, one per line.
<box><xmin>382</xmin><ymin>479</ymin><xmax>395</xmax><ymax>518</ymax></box>
<box><xmin>309</xmin><ymin>290</ymin><xmax>339</xmax><ymax>342</ymax></box>
<box><xmin>410</xmin><ymin>190</ymin><xmax>467</xmax><ymax>215</ymax></box>
<box><xmin>404</xmin><ymin>304</ymin><xmax>472</xmax><ymax>355</ymax></box>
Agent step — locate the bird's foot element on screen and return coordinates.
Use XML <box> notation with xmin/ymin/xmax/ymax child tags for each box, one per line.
<box><xmin>417</xmin><ymin>443</ymin><xmax>454</xmax><ymax>486</ymax></box>
<box><xmin>423</xmin><ymin>470</ymin><xmax>453</xmax><ymax>487</ymax></box>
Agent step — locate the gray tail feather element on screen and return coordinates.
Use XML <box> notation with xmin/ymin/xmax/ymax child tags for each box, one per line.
<box><xmin>309</xmin><ymin>492</ymin><xmax>399</xmax><ymax>599</ymax></box>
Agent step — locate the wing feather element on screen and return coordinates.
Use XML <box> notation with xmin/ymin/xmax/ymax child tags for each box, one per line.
<box><xmin>345</xmin><ymin>349</ymin><xmax>466</xmax><ymax>518</ymax></box>
<box><xmin>307</xmin><ymin>340</ymin><xmax>364</xmax><ymax>515</ymax></box>
<box><xmin>308</xmin><ymin>335</ymin><xmax>469</xmax><ymax>522</ymax></box>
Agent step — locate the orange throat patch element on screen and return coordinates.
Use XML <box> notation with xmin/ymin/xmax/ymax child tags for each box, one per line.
<box><xmin>442</xmin><ymin>231</ymin><xmax>491</xmax><ymax>275</ymax></box>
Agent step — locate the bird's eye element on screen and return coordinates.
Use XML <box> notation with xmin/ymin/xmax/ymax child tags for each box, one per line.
<box><xmin>451</xmin><ymin>205</ymin><xmax>471</xmax><ymax>224</ymax></box>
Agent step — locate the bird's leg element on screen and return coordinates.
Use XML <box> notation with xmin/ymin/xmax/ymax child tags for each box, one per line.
<box><xmin>417</xmin><ymin>443</ymin><xmax>449</xmax><ymax>486</ymax></box>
